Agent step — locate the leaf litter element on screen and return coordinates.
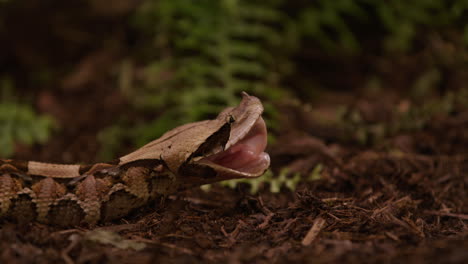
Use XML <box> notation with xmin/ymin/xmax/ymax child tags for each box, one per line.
<box><xmin>1</xmin><ymin>90</ymin><xmax>467</xmax><ymax>263</ymax></box>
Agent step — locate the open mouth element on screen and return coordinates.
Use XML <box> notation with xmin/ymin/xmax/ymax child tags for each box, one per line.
<box><xmin>201</xmin><ymin>117</ymin><xmax>270</xmax><ymax>176</ymax></box>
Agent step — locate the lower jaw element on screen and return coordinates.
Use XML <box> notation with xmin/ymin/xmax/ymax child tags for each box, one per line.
<box><xmin>235</xmin><ymin>152</ymin><xmax>270</xmax><ymax>174</ymax></box>
<box><xmin>199</xmin><ymin>150</ymin><xmax>270</xmax><ymax>177</ymax></box>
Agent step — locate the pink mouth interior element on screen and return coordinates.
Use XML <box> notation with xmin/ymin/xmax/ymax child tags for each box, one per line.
<box><xmin>204</xmin><ymin>117</ymin><xmax>270</xmax><ymax>174</ymax></box>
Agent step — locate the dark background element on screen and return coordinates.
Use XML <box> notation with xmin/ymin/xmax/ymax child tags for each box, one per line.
<box><xmin>0</xmin><ymin>0</ymin><xmax>467</xmax><ymax>263</ymax></box>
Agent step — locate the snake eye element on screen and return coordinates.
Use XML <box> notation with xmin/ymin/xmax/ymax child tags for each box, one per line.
<box><xmin>228</xmin><ymin>115</ymin><xmax>235</xmax><ymax>124</ymax></box>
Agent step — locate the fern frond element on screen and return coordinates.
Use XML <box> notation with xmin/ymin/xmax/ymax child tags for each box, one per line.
<box><xmin>116</xmin><ymin>0</ymin><xmax>292</xmax><ymax>149</ymax></box>
<box><xmin>0</xmin><ymin>102</ymin><xmax>54</xmax><ymax>157</ymax></box>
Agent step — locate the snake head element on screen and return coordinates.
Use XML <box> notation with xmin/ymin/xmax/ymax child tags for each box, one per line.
<box><xmin>118</xmin><ymin>92</ymin><xmax>270</xmax><ymax>187</ymax></box>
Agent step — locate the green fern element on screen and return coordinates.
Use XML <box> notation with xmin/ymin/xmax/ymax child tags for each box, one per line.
<box><xmin>297</xmin><ymin>0</ymin><xmax>468</xmax><ymax>53</ymax></box>
<box><xmin>0</xmin><ymin>78</ymin><xmax>55</xmax><ymax>157</ymax></box>
<box><xmin>0</xmin><ymin>103</ymin><xmax>55</xmax><ymax>157</ymax></box>
<box><xmin>337</xmin><ymin>86</ymin><xmax>468</xmax><ymax>145</ymax></box>
<box><xmin>299</xmin><ymin>0</ymin><xmax>366</xmax><ymax>53</ymax></box>
<box><xmin>98</xmin><ymin>0</ymin><xmax>292</xmax><ymax>157</ymax></box>
<box><xmin>201</xmin><ymin>165</ymin><xmax>323</xmax><ymax>194</ymax></box>
<box><xmin>101</xmin><ymin>0</ymin><xmax>468</xmax><ymax>158</ymax></box>
<box><xmin>373</xmin><ymin>0</ymin><xmax>468</xmax><ymax>51</ymax></box>
<box><xmin>133</xmin><ymin>0</ymin><xmax>289</xmax><ymax>132</ymax></box>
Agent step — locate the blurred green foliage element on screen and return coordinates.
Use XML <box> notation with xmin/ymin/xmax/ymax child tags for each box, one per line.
<box><xmin>371</xmin><ymin>0</ymin><xmax>468</xmax><ymax>52</ymax></box>
<box><xmin>0</xmin><ymin>0</ymin><xmax>466</xmax><ymax>163</ymax></box>
<box><xmin>298</xmin><ymin>0</ymin><xmax>468</xmax><ymax>53</ymax></box>
<box><xmin>201</xmin><ymin>168</ymin><xmax>302</xmax><ymax>194</ymax></box>
<box><xmin>100</xmin><ymin>0</ymin><xmax>292</xmax><ymax>158</ymax></box>
<box><xmin>0</xmin><ymin>77</ymin><xmax>55</xmax><ymax>157</ymax></box>
<box><xmin>133</xmin><ymin>0</ymin><xmax>292</xmax><ymax>105</ymax></box>
<box><xmin>337</xmin><ymin>85</ymin><xmax>468</xmax><ymax>146</ymax></box>
<box><xmin>94</xmin><ymin>0</ymin><xmax>468</xmax><ymax>159</ymax></box>
<box><xmin>202</xmin><ymin>163</ymin><xmax>323</xmax><ymax>194</ymax></box>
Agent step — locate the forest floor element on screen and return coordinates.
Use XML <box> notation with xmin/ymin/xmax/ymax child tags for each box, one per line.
<box><xmin>1</xmin><ymin>3</ymin><xmax>467</xmax><ymax>261</ymax></box>
<box><xmin>1</xmin><ymin>84</ymin><xmax>467</xmax><ymax>264</ymax></box>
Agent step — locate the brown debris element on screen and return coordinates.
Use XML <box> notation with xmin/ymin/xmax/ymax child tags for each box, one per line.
<box><xmin>2</xmin><ymin>100</ymin><xmax>468</xmax><ymax>262</ymax></box>
<box><xmin>301</xmin><ymin>217</ymin><xmax>326</xmax><ymax>246</ymax></box>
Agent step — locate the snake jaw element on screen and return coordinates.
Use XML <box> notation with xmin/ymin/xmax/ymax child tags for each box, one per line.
<box><xmin>200</xmin><ymin>116</ymin><xmax>270</xmax><ymax>177</ymax></box>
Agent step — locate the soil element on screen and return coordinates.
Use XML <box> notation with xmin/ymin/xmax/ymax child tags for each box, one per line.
<box><xmin>1</xmin><ymin>2</ymin><xmax>467</xmax><ymax>264</ymax></box>
<box><xmin>1</xmin><ymin>87</ymin><xmax>467</xmax><ymax>264</ymax></box>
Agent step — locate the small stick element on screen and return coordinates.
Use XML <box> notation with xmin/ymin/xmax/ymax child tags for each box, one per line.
<box><xmin>134</xmin><ymin>237</ymin><xmax>194</xmax><ymax>255</ymax></box>
<box><xmin>258</xmin><ymin>213</ymin><xmax>274</xmax><ymax>229</ymax></box>
<box><xmin>302</xmin><ymin>217</ymin><xmax>326</xmax><ymax>246</ymax></box>
<box><xmin>425</xmin><ymin>210</ymin><xmax>468</xmax><ymax>220</ymax></box>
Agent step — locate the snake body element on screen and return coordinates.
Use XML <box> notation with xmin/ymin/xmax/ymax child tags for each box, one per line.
<box><xmin>0</xmin><ymin>159</ymin><xmax>178</xmax><ymax>226</ymax></box>
<box><xmin>0</xmin><ymin>93</ymin><xmax>270</xmax><ymax>226</ymax></box>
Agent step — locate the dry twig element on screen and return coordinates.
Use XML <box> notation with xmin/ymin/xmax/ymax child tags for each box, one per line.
<box><xmin>302</xmin><ymin>217</ymin><xmax>326</xmax><ymax>246</ymax></box>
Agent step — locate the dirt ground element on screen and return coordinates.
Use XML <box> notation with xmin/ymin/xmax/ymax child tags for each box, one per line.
<box><xmin>1</xmin><ymin>86</ymin><xmax>467</xmax><ymax>264</ymax></box>
<box><xmin>1</xmin><ymin>2</ymin><xmax>467</xmax><ymax>263</ymax></box>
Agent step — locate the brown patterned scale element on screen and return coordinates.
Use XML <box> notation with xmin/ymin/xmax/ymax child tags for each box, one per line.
<box><xmin>0</xmin><ymin>162</ymin><xmax>176</xmax><ymax>226</ymax></box>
